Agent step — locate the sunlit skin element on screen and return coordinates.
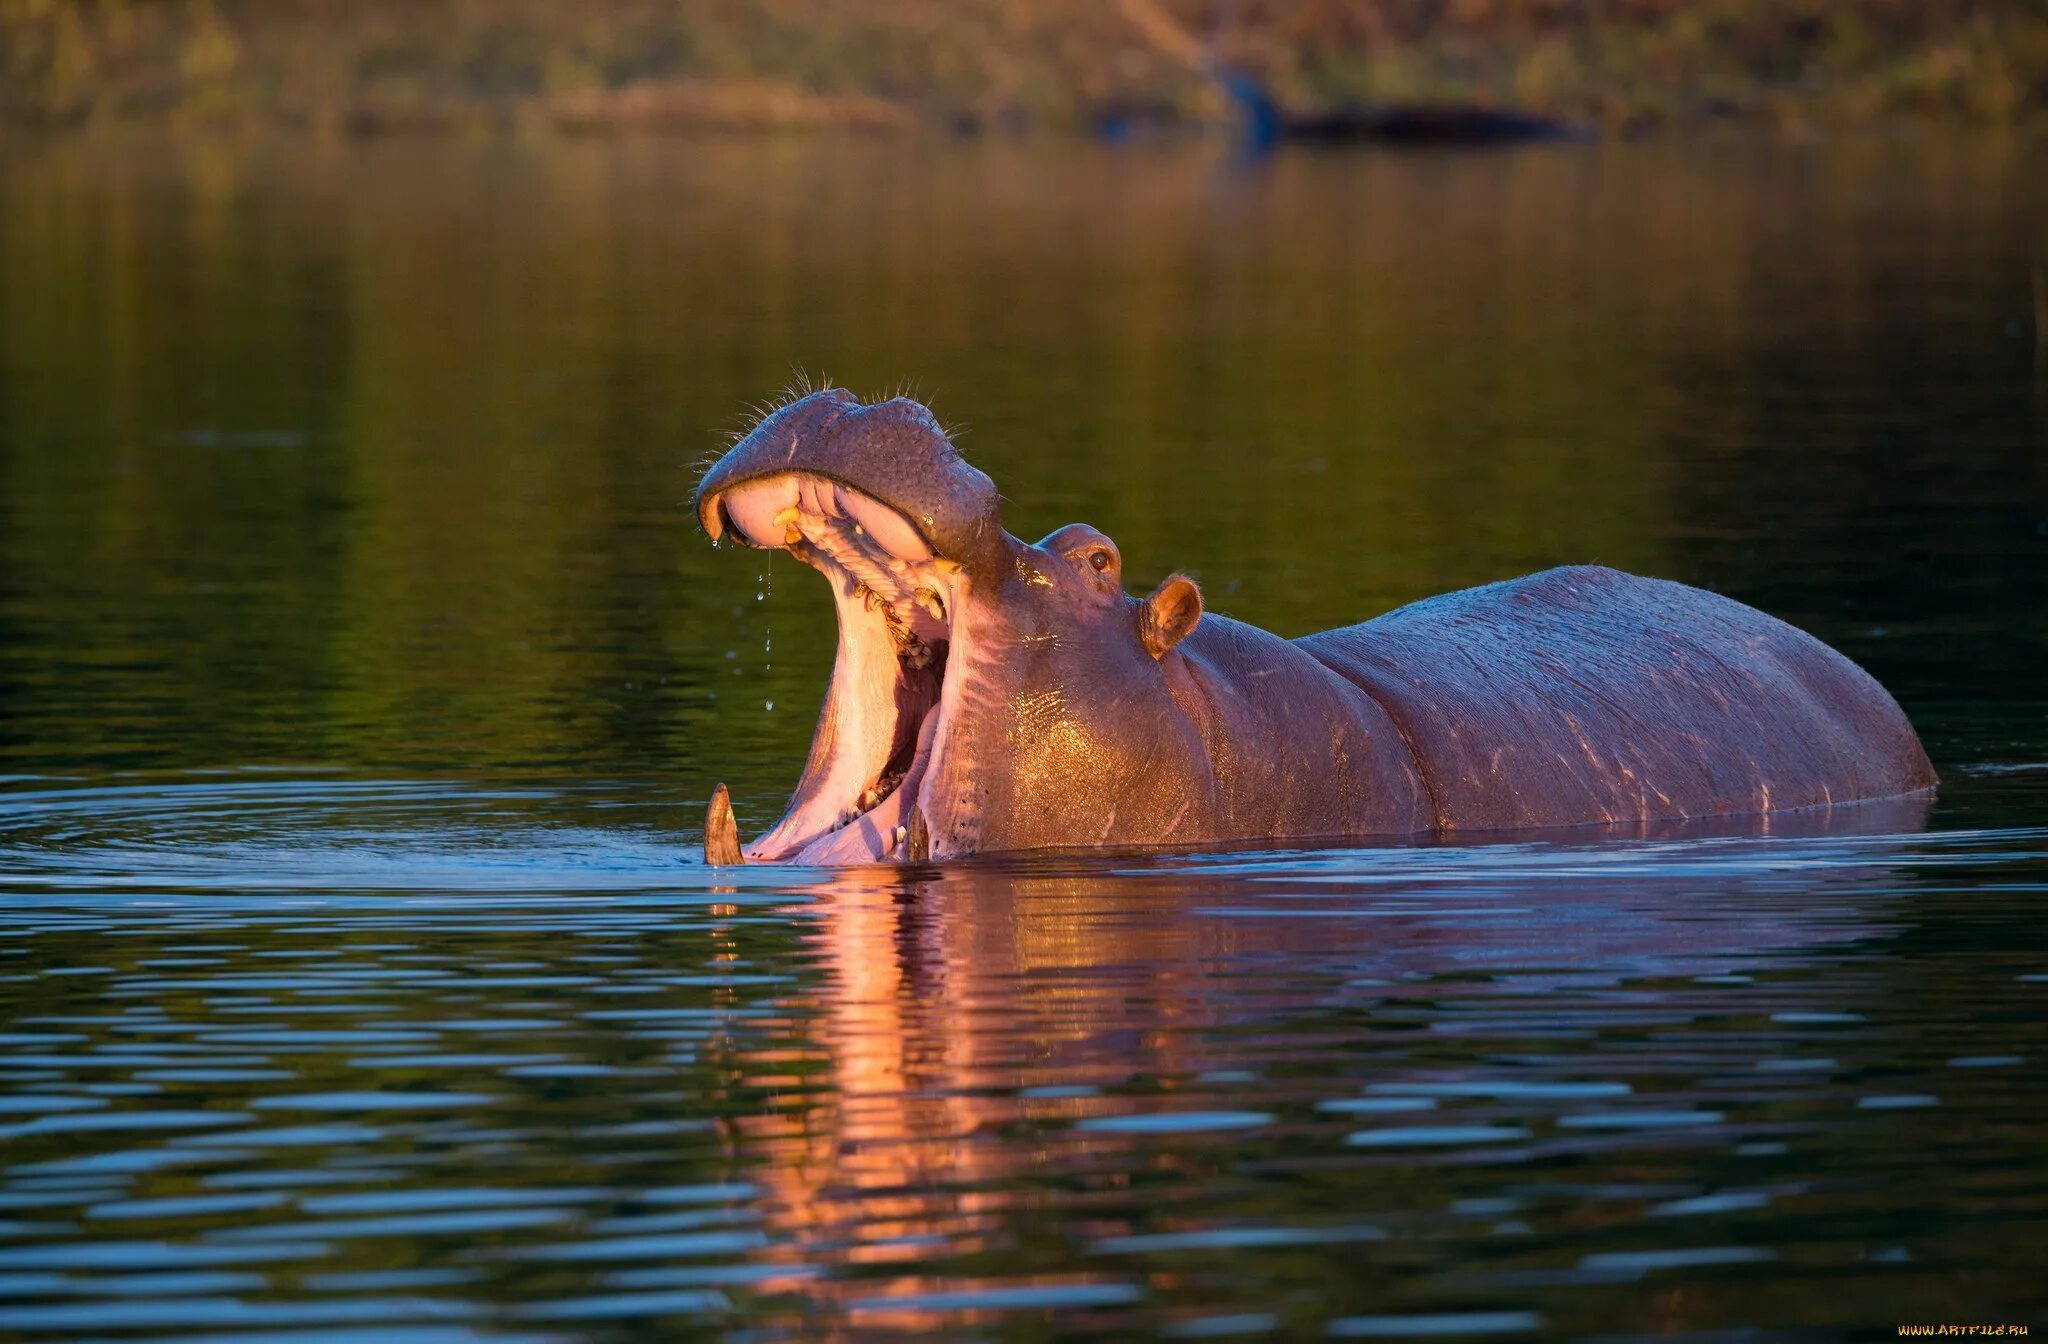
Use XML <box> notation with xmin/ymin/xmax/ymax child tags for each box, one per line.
<box><xmin>695</xmin><ymin>388</ymin><xmax>1936</xmax><ymax>865</ymax></box>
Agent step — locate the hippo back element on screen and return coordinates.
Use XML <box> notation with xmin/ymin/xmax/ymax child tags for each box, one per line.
<box><xmin>1296</xmin><ymin>566</ymin><xmax>1935</xmax><ymax>831</ymax></box>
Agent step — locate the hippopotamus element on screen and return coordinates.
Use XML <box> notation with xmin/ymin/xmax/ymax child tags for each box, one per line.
<box><xmin>693</xmin><ymin>389</ymin><xmax>1936</xmax><ymax>866</ymax></box>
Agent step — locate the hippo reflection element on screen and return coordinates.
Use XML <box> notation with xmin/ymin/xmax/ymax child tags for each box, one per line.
<box><xmin>726</xmin><ymin>808</ymin><xmax>1932</xmax><ymax>1276</ymax></box>
<box><xmin>694</xmin><ymin>389</ymin><xmax>1935</xmax><ymax>865</ymax></box>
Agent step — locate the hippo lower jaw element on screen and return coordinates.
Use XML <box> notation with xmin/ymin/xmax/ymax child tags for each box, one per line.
<box><xmin>708</xmin><ymin>471</ymin><xmax>969</xmax><ymax>864</ymax></box>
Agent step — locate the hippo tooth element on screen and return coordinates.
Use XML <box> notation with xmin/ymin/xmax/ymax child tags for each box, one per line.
<box><xmin>704</xmin><ymin>784</ymin><xmax>745</xmax><ymax>867</ymax></box>
<box><xmin>906</xmin><ymin>805</ymin><xmax>930</xmax><ymax>862</ymax></box>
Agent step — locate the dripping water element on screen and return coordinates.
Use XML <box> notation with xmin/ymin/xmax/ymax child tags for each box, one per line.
<box><xmin>760</xmin><ymin>568</ymin><xmax>774</xmax><ymax>713</ymax></box>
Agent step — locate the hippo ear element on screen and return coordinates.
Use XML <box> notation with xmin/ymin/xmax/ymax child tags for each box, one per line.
<box><xmin>1141</xmin><ymin>575</ymin><xmax>1202</xmax><ymax>659</ymax></box>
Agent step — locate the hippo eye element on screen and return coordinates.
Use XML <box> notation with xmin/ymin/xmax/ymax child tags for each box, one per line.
<box><xmin>1088</xmin><ymin>548</ymin><xmax>1113</xmax><ymax>572</ymax></box>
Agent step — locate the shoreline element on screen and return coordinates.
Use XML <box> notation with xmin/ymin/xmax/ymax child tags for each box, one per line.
<box><xmin>5</xmin><ymin>89</ymin><xmax>2043</xmax><ymax>145</ymax></box>
<box><xmin>5</xmin><ymin>3</ymin><xmax>2043</xmax><ymax>142</ymax></box>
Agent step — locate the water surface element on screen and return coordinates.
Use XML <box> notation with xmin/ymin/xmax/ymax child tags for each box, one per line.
<box><xmin>1</xmin><ymin>132</ymin><xmax>2045</xmax><ymax>1339</ymax></box>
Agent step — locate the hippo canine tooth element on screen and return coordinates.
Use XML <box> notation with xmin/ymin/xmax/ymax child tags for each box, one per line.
<box><xmin>704</xmin><ymin>784</ymin><xmax>745</xmax><ymax>867</ymax></box>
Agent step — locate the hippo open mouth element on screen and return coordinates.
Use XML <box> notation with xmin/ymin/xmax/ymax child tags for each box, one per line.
<box><xmin>702</xmin><ymin>470</ymin><xmax>966</xmax><ymax>864</ymax></box>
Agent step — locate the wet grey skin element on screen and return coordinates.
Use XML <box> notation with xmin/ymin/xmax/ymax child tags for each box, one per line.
<box><xmin>694</xmin><ymin>389</ymin><xmax>1937</xmax><ymax>866</ymax></box>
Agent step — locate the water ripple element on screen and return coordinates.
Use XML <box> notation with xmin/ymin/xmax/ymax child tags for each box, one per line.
<box><xmin>1</xmin><ymin>775</ymin><xmax>2043</xmax><ymax>1335</ymax></box>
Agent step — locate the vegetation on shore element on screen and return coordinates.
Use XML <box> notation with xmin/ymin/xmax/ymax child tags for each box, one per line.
<box><xmin>4</xmin><ymin>0</ymin><xmax>2044</xmax><ymax>134</ymax></box>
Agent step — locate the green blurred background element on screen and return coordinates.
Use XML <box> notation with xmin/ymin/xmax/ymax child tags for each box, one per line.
<box><xmin>3</xmin><ymin>132</ymin><xmax>2042</xmax><ymax>830</ymax></box>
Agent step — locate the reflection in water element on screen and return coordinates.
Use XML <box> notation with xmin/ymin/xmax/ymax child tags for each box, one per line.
<box><xmin>2</xmin><ymin>131</ymin><xmax>2046</xmax><ymax>1336</ymax></box>
<box><xmin>0</xmin><ymin>775</ymin><xmax>2042</xmax><ymax>1336</ymax></box>
<box><xmin>685</xmin><ymin>793</ymin><xmax>2042</xmax><ymax>1332</ymax></box>
<box><xmin>0</xmin><ymin>778</ymin><xmax>2041</xmax><ymax>1336</ymax></box>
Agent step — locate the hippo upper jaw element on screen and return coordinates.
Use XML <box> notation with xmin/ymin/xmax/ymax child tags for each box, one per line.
<box><xmin>694</xmin><ymin>388</ymin><xmax>1007</xmax><ymax>574</ymax></box>
<box><xmin>700</xmin><ymin>468</ymin><xmax>982</xmax><ymax>864</ymax></box>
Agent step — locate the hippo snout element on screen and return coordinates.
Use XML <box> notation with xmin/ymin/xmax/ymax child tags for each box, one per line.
<box><xmin>694</xmin><ymin>388</ymin><xmax>1005</xmax><ymax>572</ymax></box>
